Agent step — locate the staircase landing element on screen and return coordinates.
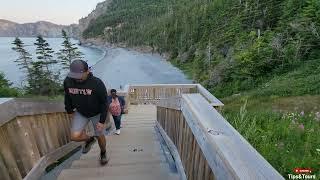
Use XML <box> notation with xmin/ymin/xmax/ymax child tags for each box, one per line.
<box><xmin>58</xmin><ymin>105</ymin><xmax>179</xmax><ymax>180</ymax></box>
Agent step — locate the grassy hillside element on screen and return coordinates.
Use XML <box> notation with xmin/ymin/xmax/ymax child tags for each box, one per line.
<box><xmin>83</xmin><ymin>0</ymin><xmax>320</xmax><ymax>177</ymax></box>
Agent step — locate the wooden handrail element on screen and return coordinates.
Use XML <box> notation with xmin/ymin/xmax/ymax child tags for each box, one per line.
<box><xmin>156</xmin><ymin>94</ymin><xmax>284</xmax><ymax>180</ymax></box>
<box><xmin>196</xmin><ymin>84</ymin><xmax>224</xmax><ymax>106</ymax></box>
<box><xmin>0</xmin><ymin>98</ymin><xmax>65</xmax><ymax>127</ymax></box>
<box><xmin>116</xmin><ymin>83</ymin><xmax>223</xmax><ymax>107</ymax></box>
<box><xmin>0</xmin><ymin>98</ymin><xmax>81</xmax><ymax>180</ymax></box>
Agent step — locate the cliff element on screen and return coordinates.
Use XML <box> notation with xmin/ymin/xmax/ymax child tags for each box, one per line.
<box><xmin>0</xmin><ymin>19</ymin><xmax>79</xmax><ymax>38</ymax></box>
<box><xmin>78</xmin><ymin>0</ymin><xmax>111</xmax><ymax>41</ymax></box>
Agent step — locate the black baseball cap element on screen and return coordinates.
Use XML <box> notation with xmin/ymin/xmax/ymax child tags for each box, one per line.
<box><xmin>67</xmin><ymin>60</ymin><xmax>89</xmax><ymax>79</ymax></box>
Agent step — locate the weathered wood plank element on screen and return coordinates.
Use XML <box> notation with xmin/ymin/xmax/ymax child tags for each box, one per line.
<box><xmin>24</xmin><ymin>142</ymin><xmax>81</xmax><ymax>180</ymax></box>
<box><xmin>0</xmin><ymin>99</ymin><xmax>65</xmax><ymax>126</ymax></box>
<box><xmin>155</xmin><ymin>121</ymin><xmax>187</xmax><ymax>180</ymax></box>
<box><xmin>0</xmin><ymin>127</ymin><xmax>22</xmax><ymax>180</ymax></box>
<box><xmin>0</xmin><ymin>153</ymin><xmax>11</xmax><ymax>180</ymax></box>
<box><xmin>195</xmin><ymin>84</ymin><xmax>224</xmax><ymax>107</ymax></box>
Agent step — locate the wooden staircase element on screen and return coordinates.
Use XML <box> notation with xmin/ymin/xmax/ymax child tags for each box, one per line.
<box><xmin>57</xmin><ymin>105</ymin><xmax>180</xmax><ymax>180</ymax></box>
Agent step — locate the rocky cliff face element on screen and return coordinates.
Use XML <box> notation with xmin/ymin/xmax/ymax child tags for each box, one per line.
<box><xmin>78</xmin><ymin>0</ymin><xmax>111</xmax><ymax>40</ymax></box>
<box><xmin>0</xmin><ymin>19</ymin><xmax>79</xmax><ymax>38</ymax></box>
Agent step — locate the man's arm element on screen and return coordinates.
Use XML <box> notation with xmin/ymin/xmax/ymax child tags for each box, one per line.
<box><xmin>97</xmin><ymin>79</ymin><xmax>108</xmax><ymax>124</ymax></box>
<box><xmin>64</xmin><ymin>80</ymin><xmax>74</xmax><ymax>114</ymax></box>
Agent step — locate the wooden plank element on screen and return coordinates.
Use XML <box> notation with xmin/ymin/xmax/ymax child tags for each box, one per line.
<box><xmin>193</xmin><ymin>141</ymin><xmax>200</xmax><ymax>180</ymax></box>
<box><xmin>24</xmin><ymin>142</ymin><xmax>81</xmax><ymax>180</ymax></box>
<box><xmin>0</xmin><ymin>127</ymin><xmax>22</xmax><ymax>180</ymax></box>
<box><xmin>181</xmin><ymin>94</ymin><xmax>284</xmax><ymax>180</ymax></box>
<box><xmin>47</xmin><ymin>115</ymin><xmax>61</xmax><ymax>149</ymax></box>
<box><xmin>191</xmin><ymin>136</ymin><xmax>196</xmax><ymax>180</ymax></box>
<box><xmin>197</xmin><ymin>150</ymin><xmax>205</xmax><ymax>180</ymax></box>
<box><xmin>59</xmin><ymin>113</ymin><xmax>69</xmax><ymax>145</ymax></box>
<box><xmin>186</xmin><ymin>125</ymin><xmax>192</xmax><ymax>180</ymax></box>
<box><xmin>29</xmin><ymin>115</ymin><xmax>48</xmax><ymax>157</ymax></box>
<box><xmin>0</xmin><ymin>99</ymin><xmax>16</xmax><ymax>126</ymax></box>
<box><xmin>204</xmin><ymin>161</ymin><xmax>211</xmax><ymax>180</ymax></box>
<box><xmin>0</xmin><ymin>99</ymin><xmax>65</xmax><ymax>127</ymax></box>
<box><xmin>177</xmin><ymin>114</ymin><xmax>183</xmax><ymax>156</ymax></box>
<box><xmin>196</xmin><ymin>84</ymin><xmax>224</xmax><ymax>107</ymax></box>
<box><xmin>0</xmin><ymin>153</ymin><xmax>11</xmax><ymax>180</ymax></box>
<box><xmin>6</xmin><ymin>117</ymin><xmax>42</xmax><ymax>177</ymax></box>
<box><xmin>42</xmin><ymin>116</ymin><xmax>56</xmax><ymax>152</ymax></box>
<box><xmin>155</xmin><ymin>122</ymin><xmax>187</xmax><ymax>180</ymax></box>
<box><xmin>182</xmin><ymin>117</ymin><xmax>188</xmax><ymax>179</ymax></box>
<box><xmin>130</xmin><ymin>84</ymin><xmax>197</xmax><ymax>89</ymax></box>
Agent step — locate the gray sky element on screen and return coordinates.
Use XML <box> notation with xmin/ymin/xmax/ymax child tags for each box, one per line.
<box><xmin>0</xmin><ymin>0</ymin><xmax>105</xmax><ymax>25</ymax></box>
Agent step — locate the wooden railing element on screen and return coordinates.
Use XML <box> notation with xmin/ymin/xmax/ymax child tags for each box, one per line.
<box><xmin>0</xmin><ymin>84</ymin><xmax>283</xmax><ymax>180</ymax></box>
<box><xmin>119</xmin><ymin>84</ymin><xmax>224</xmax><ymax>107</ymax></box>
<box><xmin>156</xmin><ymin>94</ymin><xmax>284</xmax><ymax>180</ymax></box>
<box><xmin>0</xmin><ymin>98</ymin><xmax>81</xmax><ymax>180</ymax></box>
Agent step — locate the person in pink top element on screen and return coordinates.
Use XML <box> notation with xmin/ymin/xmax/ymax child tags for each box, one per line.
<box><xmin>107</xmin><ymin>89</ymin><xmax>125</xmax><ymax>135</ymax></box>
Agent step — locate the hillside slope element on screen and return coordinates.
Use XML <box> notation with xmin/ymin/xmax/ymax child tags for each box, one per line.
<box><xmin>83</xmin><ymin>0</ymin><xmax>320</xmax><ymax>98</ymax></box>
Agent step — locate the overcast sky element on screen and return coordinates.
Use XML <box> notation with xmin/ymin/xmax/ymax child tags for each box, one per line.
<box><xmin>0</xmin><ymin>0</ymin><xmax>105</xmax><ymax>25</ymax></box>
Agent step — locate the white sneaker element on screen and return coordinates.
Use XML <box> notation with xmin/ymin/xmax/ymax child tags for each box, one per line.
<box><xmin>115</xmin><ymin>129</ymin><xmax>120</xmax><ymax>135</ymax></box>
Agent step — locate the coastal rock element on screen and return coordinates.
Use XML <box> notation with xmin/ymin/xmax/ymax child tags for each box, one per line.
<box><xmin>78</xmin><ymin>0</ymin><xmax>112</xmax><ymax>39</ymax></box>
<box><xmin>0</xmin><ymin>19</ymin><xmax>79</xmax><ymax>38</ymax></box>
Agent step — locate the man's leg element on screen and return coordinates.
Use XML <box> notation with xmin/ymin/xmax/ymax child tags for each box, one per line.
<box><xmin>97</xmin><ymin>135</ymin><xmax>106</xmax><ymax>152</ymax></box>
<box><xmin>91</xmin><ymin>114</ymin><xmax>108</xmax><ymax>165</ymax></box>
<box><xmin>70</xmin><ymin>112</ymin><xmax>96</xmax><ymax>153</ymax></box>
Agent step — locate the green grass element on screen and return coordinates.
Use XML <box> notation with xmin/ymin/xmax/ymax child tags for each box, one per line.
<box><xmin>252</xmin><ymin>60</ymin><xmax>320</xmax><ymax>97</ymax></box>
<box><xmin>223</xmin><ymin>99</ymin><xmax>320</xmax><ymax>178</ymax></box>
<box><xmin>218</xmin><ymin>59</ymin><xmax>320</xmax><ymax>177</ymax></box>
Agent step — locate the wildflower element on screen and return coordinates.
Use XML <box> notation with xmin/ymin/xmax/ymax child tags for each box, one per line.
<box><xmin>300</xmin><ymin>111</ymin><xmax>304</xmax><ymax>116</ymax></box>
<box><xmin>298</xmin><ymin>124</ymin><xmax>305</xmax><ymax>131</ymax></box>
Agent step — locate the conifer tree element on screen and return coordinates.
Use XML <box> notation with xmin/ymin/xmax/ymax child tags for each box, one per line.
<box><xmin>56</xmin><ymin>30</ymin><xmax>83</xmax><ymax>69</ymax></box>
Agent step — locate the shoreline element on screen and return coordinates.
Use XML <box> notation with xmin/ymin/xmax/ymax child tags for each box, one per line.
<box><xmin>79</xmin><ymin>43</ymin><xmax>107</xmax><ymax>68</ymax></box>
<box><xmin>79</xmin><ymin>38</ymin><xmax>171</xmax><ymax>61</ymax></box>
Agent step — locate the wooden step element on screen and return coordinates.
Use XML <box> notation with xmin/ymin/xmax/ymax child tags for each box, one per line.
<box><xmin>71</xmin><ymin>154</ymin><xmax>166</xmax><ymax>168</ymax></box>
<box><xmin>70</xmin><ymin>158</ymin><xmax>167</xmax><ymax>169</ymax></box>
<box><xmin>122</xmin><ymin>121</ymin><xmax>156</xmax><ymax>125</ymax></box>
<box><xmin>60</xmin><ymin>172</ymin><xmax>179</xmax><ymax>180</ymax></box>
<box><xmin>58</xmin><ymin>163</ymin><xmax>171</xmax><ymax>180</ymax></box>
<box><xmin>89</xmin><ymin>138</ymin><xmax>161</xmax><ymax>150</ymax></box>
<box><xmin>79</xmin><ymin>151</ymin><xmax>166</xmax><ymax>161</ymax></box>
<box><xmin>89</xmin><ymin>144</ymin><xmax>163</xmax><ymax>155</ymax></box>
